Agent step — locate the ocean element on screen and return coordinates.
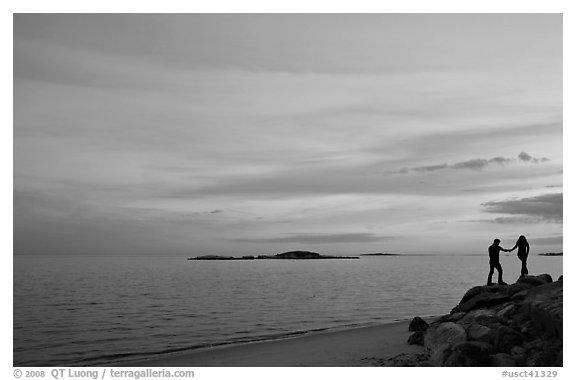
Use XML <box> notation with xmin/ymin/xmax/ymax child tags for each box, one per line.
<box><xmin>13</xmin><ymin>254</ymin><xmax>563</xmax><ymax>367</ymax></box>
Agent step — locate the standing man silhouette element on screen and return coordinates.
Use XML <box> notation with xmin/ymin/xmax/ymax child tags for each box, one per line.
<box><xmin>487</xmin><ymin>239</ymin><xmax>509</xmax><ymax>286</ymax></box>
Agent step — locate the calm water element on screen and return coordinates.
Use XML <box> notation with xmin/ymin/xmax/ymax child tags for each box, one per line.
<box><xmin>13</xmin><ymin>254</ymin><xmax>563</xmax><ymax>366</ymax></box>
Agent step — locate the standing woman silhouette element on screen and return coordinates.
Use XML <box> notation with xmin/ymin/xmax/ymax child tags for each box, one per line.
<box><xmin>509</xmin><ymin>235</ymin><xmax>530</xmax><ymax>277</ymax></box>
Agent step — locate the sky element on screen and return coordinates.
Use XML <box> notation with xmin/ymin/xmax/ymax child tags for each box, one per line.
<box><xmin>13</xmin><ymin>14</ymin><xmax>563</xmax><ymax>256</ymax></box>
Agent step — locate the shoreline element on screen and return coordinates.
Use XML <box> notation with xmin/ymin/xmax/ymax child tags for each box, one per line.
<box><xmin>110</xmin><ymin>317</ymin><xmax>435</xmax><ymax>367</ymax></box>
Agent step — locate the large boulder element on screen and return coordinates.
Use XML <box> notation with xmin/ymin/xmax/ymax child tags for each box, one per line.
<box><xmin>458</xmin><ymin>286</ymin><xmax>487</xmax><ymax>304</ymax></box>
<box><xmin>452</xmin><ymin>292</ymin><xmax>510</xmax><ymax>313</ymax></box>
<box><xmin>506</xmin><ymin>282</ymin><xmax>534</xmax><ymax>297</ymax></box>
<box><xmin>443</xmin><ymin>341</ymin><xmax>493</xmax><ymax>366</ymax></box>
<box><xmin>517</xmin><ymin>274</ymin><xmax>553</xmax><ymax>287</ymax></box>
<box><xmin>460</xmin><ymin>309</ymin><xmax>502</xmax><ymax>326</ymax></box>
<box><xmin>490</xmin><ymin>353</ymin><xmax>517</xmax><ymax>366</ymax></box>
<box><xmin>458</xmin><ymin>284</ymin><xmax>507</xmax><ymax>305</ymax></box>
<box><xmin>424</xmin><ymin>322</ymin><xmax>467</xmax><ymax>352</ymax></box>
<box><xmin>523</xmin><ymin>281</ymin><xmax>563</xmax><ymax>302</ymax></box>
<box><xmin>408</xmin><ymin>316</ymin><xmax>429</xmax><ymax>332</ymax></box>
<box><xmin>496</xmin><ymin>304</ymin><xmax>519</xmax><ymax>320</ymax></box>
<box><xmin>435</xmin><ymin>312</ymin><xmax>466</xmax><ymax>324</ymax></box>
<box><xmin>466</xmin><ymin>324</ymin><xmax>493</xmax><ymax>343</ymax></box>
<box><xmin>407</xmin><ymin>331</ymin><xmax>425</xmax><ymax>345</ymax></box>
<box><xmin>522</xmin><ymin>282</ymin><xmax>563</xmax><ymax>339</ymax></box>
<box><xmin>492</xmin><ymin>325</ymin><xmax>525</xmax><ymax>353</ymax></box>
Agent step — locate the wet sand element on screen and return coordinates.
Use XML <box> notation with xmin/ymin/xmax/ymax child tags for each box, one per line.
<box><xmin>115</xmin><ymin>319</ymin><xmax>429</xmax><ymax>367</ymax></box>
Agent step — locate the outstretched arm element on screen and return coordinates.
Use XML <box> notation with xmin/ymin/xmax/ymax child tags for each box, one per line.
<box><xmin>508</xmin><ymin>243</ymin><xmax>518</xmax><ymax>252</ymax></box>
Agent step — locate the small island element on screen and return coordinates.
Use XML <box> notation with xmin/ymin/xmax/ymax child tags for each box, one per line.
<box><xmin>360</xmin><ymin>253</ymin><xmax>401</xmax><ymax>257</ymax></box>
<box><xmin>188</xmin><ymin>250</ymin><xmax>359</xmax><ymax>260</ymax></box>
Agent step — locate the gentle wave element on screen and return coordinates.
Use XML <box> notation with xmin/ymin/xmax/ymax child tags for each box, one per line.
<box><xmin>14</xmin><ymin>255</ymin><xmax>563</xmax><ymax>367</ymax></box>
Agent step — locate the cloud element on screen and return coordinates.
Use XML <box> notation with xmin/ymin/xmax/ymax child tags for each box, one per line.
<box><xmin>452</xmin><ymin>157</ymin><xmax>514</xmax><ymax>170</ymax></box>
<box><xmin>490</xmin><ymin>216</ymin><xmax>551</xmax><ymax>224</ymax></box>
<box><xmin>398</xmin><ymin>153</ymin><xmax>548</xmax><ymax>173</ymax></box>
<box><xmin>233</xmin><ymin>233</ymin><xmax>391</xmax><ymax>244</ymax></box>
<box><xmin>482</xmin><ymin>193</ymin><xmax>562</xmax><ymax>223</ymax></box>
<box><xmin>518</xmin><ymin>151</ymin><xmax>550</xmax><ymax>164</ymax></box>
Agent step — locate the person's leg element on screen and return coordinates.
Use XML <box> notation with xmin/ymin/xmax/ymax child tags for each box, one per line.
<box><xmin>487</xmin><ymin>263</ymin><xmax>495</xmax><ymax>285</ymax></box>
<box><xmin>496</xmin><ymin>262</ymin><xmax>505</xmax><ymax>284</ymax></box>
<box><xmin>521</xmin><ymin>259</ymin><xmax>528</xmax><ymax>276</ymax></box>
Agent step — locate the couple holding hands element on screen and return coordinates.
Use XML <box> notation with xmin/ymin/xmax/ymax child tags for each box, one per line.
<box><xmin>487</xmin><ymin>235</ymin><xmax>530</xmax><ymax>286</ymax></box>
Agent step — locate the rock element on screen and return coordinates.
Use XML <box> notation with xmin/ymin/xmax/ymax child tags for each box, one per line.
<box><xmin>506</xmin><ymin>282</ymin><xmax>534</xmax><ymax>297</ymax></box>
<box><xmin>510</xmin><ymin>289</ymin><xmax>530</xmax><ymax>301</ymax></box>
<box><xmin>537</xmin><ymin>274</ymin><xmax>553</xmax><ymax>283</ymax></box>
<box><xmin>408</xmin><ymin>316</ymin><xmax>429</xmax><ymax>332</ymax></box>
<box><xmin>492</xmin><ymin>325</ymin><xmax>524</xmax><ymax>353</ymax></box>
<box><xmin>490</xmin><ymin>353</ymin><xmax>517</xmax><ymax>366</ymax></box>
<box><xmin>452</xmin><ymin>292</ymin><xmax>510</xmax><ymax>313</ymax></box>
<box><xmin>460</xmin><ymin>309</ymin><xmax>502</xmax><ymax>326</ymax></box>
<box><xmin>382</xmin><ymin>353</ymin><xmax>430</xmax><ymax>367</ymax></box>
<box><xmin>510</xmin><ymin>346</ymin><xmax>527</xmax><ymax>366</ymax></box>
<box><xmin>528</xmin><ymin>340</ymin><xmax>563</xmax><ymax>366</ymax></box>
<box><xmin>510</xmin><ymin>346</ymin><xmax>526</xmax><ymax>356</ymax></box>
<box><xmin>523</xmin><ymin>285</ymin><xmax>563</xmax><ymax>339</ymax></box>
<box><xmin>459</xmin><ymin>285</ymin><xmax>487</xmax><ymax>304</ymax></box>
<box><xmin>443</xmin><ymin>341</ymin><xmax>493</xmax><ymax>366</ymax></box>
<box><xmin>517</xmin><ymin>274</ymin><xmax>552</xmax><ymax>287</ymax></box>
<box><xmin>424</xmin><ymin>322</ymin><xmax>467</xmax><ymax>352</ymax></box>
<box><xmin>519</xmin><ymin>321</ymin><xmax>535</xmax><ymax>336</ymax></box>
<box><xmin>458</xmin><ymin>284</ymin><xmax>507</xmax><ymax>305</ymax></box>
<box><xmin>407</xmin><ymin>331</ymin><xmax>425</xmax><ymax>345</ymax></box>
<box><xmin>428</xmin><ymin>344</ymin><xmax>453</xmax><ymax>366</ymax></box>
<box><xmin>381</xmin><ymin>273</ymin><xmax>561</xmax><ymax>367</ymax></box>
<box><xmin>496</xmin><ymin>304</ymin><xmax>518</xmax><ymax>320</ymax></box>
<box><xmin>466</xmin><ymin>324</ymin><xmax>493</xmax><ymax>343</ymax></box>
<box><xmin>523</xmin><ymin>281</ymin><xmax>563</xmax><ymax>302</ymax></box>
<box><xmin>557</xmin><ymin>275</ymin><xmax>563</xmax><ymax>282</ymax></box>
<box><xmin>436</xmin><ymin>312</ymin><xmax>466</xmax><ymax>323</ymax></box>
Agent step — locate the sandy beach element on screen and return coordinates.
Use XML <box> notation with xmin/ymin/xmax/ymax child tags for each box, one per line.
<box><xmin>115</xmin><ymin>319</ymin><xmax>429</xmax><ymax>367</ymax></box>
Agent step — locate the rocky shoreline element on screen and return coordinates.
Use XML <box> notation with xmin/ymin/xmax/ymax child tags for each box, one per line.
<box><xmin>385</xmin><ymin>273</ymin><xmax>563</xmax><ymax>366</ymax></box>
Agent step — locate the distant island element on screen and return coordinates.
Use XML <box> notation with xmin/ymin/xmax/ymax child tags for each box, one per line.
<box><xmin>188</xmin><ymin>250</ymin><xmax>359</xmax><ymax>260</ymax></box>
<box><xmin>538</xmin><ymin>252</ymin><xmax>563</xmax><ymax>256</ymax></box>
<box><xmin>360</xmin><ymin>253</ymin><xmax>401</xmax><ymax>256</ymax></box>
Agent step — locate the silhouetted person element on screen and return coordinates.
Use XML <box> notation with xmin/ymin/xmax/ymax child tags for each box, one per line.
<box><xmin>487</xmin><ymin>238</ymin><xmax>509</xmax><ymax>286</ymax></box>
<box><xmin>509</xmin><ymin>235</ymin><xmax>530</xmax><ymax>277</ymax></box>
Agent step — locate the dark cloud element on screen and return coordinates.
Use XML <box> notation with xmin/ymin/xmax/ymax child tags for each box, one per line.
<box><xmin>518</xmin><ymin>151</ymin><xmax>550</xmax><ymax>163</ymax></box>
<box><xmin>482</xmin><ymin>193</ymin><xmax>562</xmax><ymax>223</ymax></box>
<box><xmin>410</xmin><ymin>164</ymin><xmax>449</xmax><ymax>173</ymax></box>
<box><xmin>233</xmin><ymin>233</ymin><xmax>391</xmax><ymax>244</ymax></box>
<box><xmin>452</xmin><ymin>157</ymin><xmax>513</xmax><ymax>170</ymax></box>
<box><xmin>399</xmin><ymin>153</ymin><xmax>547</xmax><ymax>173</ymax></box>
<box><xmin>491</xmin><ymin>216</ymin><xmax>549</xmax><ymax>224</ymax></box>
